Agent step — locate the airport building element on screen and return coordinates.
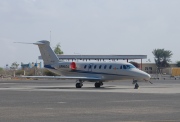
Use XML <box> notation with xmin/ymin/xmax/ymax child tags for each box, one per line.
<box><xmin>21</xmin><ymin>62</ymin><xmax>42</xmax><ymax>69</ymax></box>
<box><xmin>142</xmin><ymin>63</ymin><xmax>178</xmax><ymax>75</ymax></box>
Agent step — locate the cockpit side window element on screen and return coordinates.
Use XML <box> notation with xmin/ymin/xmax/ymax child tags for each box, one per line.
<box><xmin>127</xmin><ymin>65</ymin><xmax>135</xmax><ymax>69</ymax></box>
<box><xmin>120</xmin><ymin>65</ymin><xmax>135</xmax><ymax>70</ymax></box>
<box><xmin>123</xmin><ymin>65</ymin><xmax>127</xmax><ymax>69</ymax></box>
<box><xmin>123</xmin><ymin>65</ymin><xmax>136</xmax><ymax>69</ymax></box>
<box><xmin>131</xmin><ymin>65</ymin><xmax>136</xmax><ymax>68</ymax></box>
<box><xmin>126</xmin><ymin>65</ymin><xmax>130</xmax><ymax>69</ymax></box>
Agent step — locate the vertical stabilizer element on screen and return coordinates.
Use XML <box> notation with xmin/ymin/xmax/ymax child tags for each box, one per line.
<box><xmin>34</xmin><ymin>40</ymin><xmax>59</xmax><ymax>65</ymax></box>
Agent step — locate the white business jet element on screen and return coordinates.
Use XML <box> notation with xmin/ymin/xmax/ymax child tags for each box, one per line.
<box><xmin>18</xmin><ymin>40</ymin><xmax>151</xmax><ymax>89</ymax></box>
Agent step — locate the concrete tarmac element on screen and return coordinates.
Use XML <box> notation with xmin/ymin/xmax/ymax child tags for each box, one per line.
<box><xmin>0</xmin><ymin>79</ymin><xmax>180</xmax><ymax>122</ymax></box>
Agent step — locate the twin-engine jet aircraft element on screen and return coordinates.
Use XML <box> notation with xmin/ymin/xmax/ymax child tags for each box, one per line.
<box><xmin>19</xmin><ymin>40</ymin><xmax>151</xmax><ymax>89</ymax></box>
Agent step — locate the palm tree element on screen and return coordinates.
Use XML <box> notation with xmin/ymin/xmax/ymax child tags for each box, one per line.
<box><xmin>152</xmin><ymin>49</ymin><xmax>173</xmax><ymax>73</ymax></box>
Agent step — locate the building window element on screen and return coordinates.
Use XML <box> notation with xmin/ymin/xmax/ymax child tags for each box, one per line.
<box><xmin>145</xmin><ymin>67</ymin><xmax>148</xmax><ymax>70</ymax></box>
<box><xmin>149</xmin><ymin>67</ymin><xmax>152</xmax><ymax>70</ymax></box>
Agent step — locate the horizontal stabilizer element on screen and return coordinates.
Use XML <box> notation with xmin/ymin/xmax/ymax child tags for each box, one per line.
<box><xmin>14</xmin><ymin>42</ymin><xmax>44</xmax><ymax>45</ymax></box>
<box><xmin>15</xmin><ymin>40</ymin><xmax>60</xmax><ymax>65</ymax></box>
<box><xmin>14</xmin><ymin>42</ymin><xmax>34</xmax><ymax>44</ymax></box>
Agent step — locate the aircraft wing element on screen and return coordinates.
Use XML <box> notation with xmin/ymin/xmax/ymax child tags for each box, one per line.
<box><xmin>20</xmin><ymin>76</ymin><xmax>101</xmax><ymax>80</ymax></box>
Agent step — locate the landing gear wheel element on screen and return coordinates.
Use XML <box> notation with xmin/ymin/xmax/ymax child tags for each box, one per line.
<box><xmin>100</xmin><ymin>82</ymin><xmax>103</xmax><ymax>86</ymax></box>
<box><xmin>95</xmin><ymin>83</ymin><xmax>101</xmax><ymax>88</ymax></box>
<box><xmin>76</xmin><ymin>83</ymin><xmax>82</xmax><ymax>88</ymax></box>
<box><xmin>134</xmin><ymin>83</ymin><xmax>139</xmax><ymax>89</ymax></box>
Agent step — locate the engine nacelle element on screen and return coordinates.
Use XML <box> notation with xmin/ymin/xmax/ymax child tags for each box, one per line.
<box><xmin>70</xmin><ymin>62</ymin><xmax>76</xmax><ymax>70</ymax></box>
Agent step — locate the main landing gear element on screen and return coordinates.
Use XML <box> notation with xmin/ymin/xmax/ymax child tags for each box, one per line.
<box><xmin>75</xmin><ymin>80</ymin><xmax>103</xmax><ymax>88</ymax></box>
<box><xmin>76</xmin><ymin>80</ymin><xmax>83</xmax><ymax>88</ymax></box>
<box><xmin>133</xmin><ymin>80</ymin><xmax>139</xmax><ymax>89</ymax></box>
<box><xmin>94</xmin><ymin>82</ymin><xmax>103</xmax><ymax>88</ymax></box>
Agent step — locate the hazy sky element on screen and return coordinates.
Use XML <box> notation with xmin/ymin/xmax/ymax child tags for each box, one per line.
<box><xmin>0</xmin><ymin>0</ymin><xmax>180</xmax><ymax>67</ymax></box>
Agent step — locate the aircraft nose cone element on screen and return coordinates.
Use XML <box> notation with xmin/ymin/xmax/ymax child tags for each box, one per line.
<box><xmin>132</xmin><ymin>69</ymin><xmax>151</xmax><ymax>81</ymax></box>
<box><xmin>144</xmin><ymin>73</ymin><xmax>151</xmax><ymax>81</ymax></box>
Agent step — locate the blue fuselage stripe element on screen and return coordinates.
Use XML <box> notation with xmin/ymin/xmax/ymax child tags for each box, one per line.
<box><xmin>70</xmin><ymin>70</ymin><xmax>129</xmax><ymax>77</ymax></box>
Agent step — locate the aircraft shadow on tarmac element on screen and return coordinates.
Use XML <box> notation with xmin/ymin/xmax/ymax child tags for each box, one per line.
<box><xmin>142</xmin><ymin>86</ymin><xmax>170</xmax><ymax>88</ymax></box>
<box><xmin>35</xmin><ymin>86</ymin><xmax>135</xmax><ymax>90</ymax></box>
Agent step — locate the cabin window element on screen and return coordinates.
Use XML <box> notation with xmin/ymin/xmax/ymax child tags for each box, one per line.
<box><xmin>109</xmin><ymin>65</ymin><xmax>112</xmax><ymax>69</ymax></box>
<box><xmin>94</xmin><ymin>65</ymin><xmax>97</xmax><ymax>69</ymax></box>
<box><xmin>104</xmin><ymin>65</ymin><xmax>107</xmax><ymax>69</ymax></box>
<box><xmin>89</xmin><ymin>65</ymin><xmax>92</xmax><ymax>69</ymax></box>
<box><xmin>120</xmin><ymin>65</ymin><xmax>122</xmax><ymax>69</ymax></box>
<box><xmin>99</xmin><ymin>65</ymin><xmax>102</xmax><ymax>69</ymax></box>
<box><xmin>84</xmin><ymin>65</ymin><xmax>87</xmax><ymax>69</ymax></box>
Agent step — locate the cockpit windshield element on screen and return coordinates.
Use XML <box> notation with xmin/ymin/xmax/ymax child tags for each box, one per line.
<box><xmin>121</xmin><ymin>65</ymin><xmax>136</xmax><ymax>69</ymax></box>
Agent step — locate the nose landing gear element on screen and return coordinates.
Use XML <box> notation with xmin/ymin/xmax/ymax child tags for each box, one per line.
<box><xmin>133</xmin><ymin>80</ymin><xmax>139</xmax><ymax>89</ymax></box>
<box><xmin>134</xmin><ymin>83</ymin><xmax>139</xmax><ymax>89</ymax></box>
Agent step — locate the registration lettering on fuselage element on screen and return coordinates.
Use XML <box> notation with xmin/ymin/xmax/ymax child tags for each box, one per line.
<box><xmin>59</xmin><ymin>65</ymin><xmax>69</xmax><ymax>68</ymax></box>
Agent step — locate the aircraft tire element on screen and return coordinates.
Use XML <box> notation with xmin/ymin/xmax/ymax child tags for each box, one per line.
<box><xmin>134</xmin><ymin>83</ymin><xmax>139</xmax><ymax>89</ymax></box>
<box><xmin>95</xmin><ymin>83</ymin><xmax>100</xmax><ymax>88</ymax></box>
<box><xmin>100</xmin><ymin>82</ymin><xmax>103</xmax><ymax>86</ymax></box>
<box><xmin>76</xmin><ymin>83</ymin><xmax>82</xmax><ymax>88</ymax></box>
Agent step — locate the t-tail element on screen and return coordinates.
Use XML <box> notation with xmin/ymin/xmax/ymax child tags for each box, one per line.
<box><xmin>33</xmin><ymin>40</ymin><xmax>60</xmax><ymax>65</ymax></box>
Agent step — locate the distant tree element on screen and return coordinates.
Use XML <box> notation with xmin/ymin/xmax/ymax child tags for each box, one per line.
<box><xmin>176</xmin><ymin>61</ymin><xmax>180</xmax><ymax>67</ymax></box>
<box><xmin>11</xmin><ymin>62</ymin><xmax>19</xmax><ymax>69</ymax></box>
<box><xmin>54</xmin><ymin>43</ymin><xmax>63</xmax><ymax>55</ymax></box>
<box><xmin>129</xmin><ymin>61</ymin><xmax>140</xmax><ymax>68</ymax></box>
<box><xmin>10</xmin><ymin>62</ymin><xmax>19</xmax><ymax>77</ymax></box>
<box><xmin>0</xmin><ymin>67</ymin><xmax>3</xmax><ymax>71</ymax></box>
<box><xmin>152</xmin><ymin>49</ymin><xmax>173</xmax><ymax>73</ymax></box>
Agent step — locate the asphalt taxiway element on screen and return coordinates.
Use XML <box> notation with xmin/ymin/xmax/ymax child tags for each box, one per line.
<box><xmin>0</xmin><ymin>79</ymin><xmax>180</xmax><ymax>122</ymax></box>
